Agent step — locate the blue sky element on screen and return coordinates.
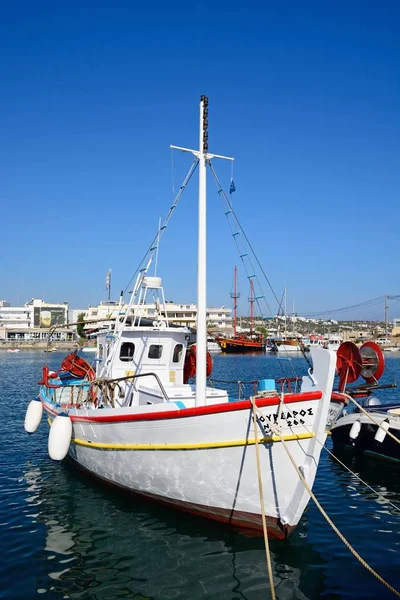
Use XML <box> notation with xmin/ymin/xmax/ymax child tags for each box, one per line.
<box><xmin>0</xmin><ymin>1</ymin><xmax>399</xmax><ymax>320</ymax></box>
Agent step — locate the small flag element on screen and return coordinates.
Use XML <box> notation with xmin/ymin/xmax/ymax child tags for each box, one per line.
<box><xmin>229</xmin><ymin>179</ymin><xmax>236</xmax><ymax>194</ymax></box>
<box><xmin>105</xmin><ymin>269</ymin><xmax>112</xmax><ymax>290</ymax></box>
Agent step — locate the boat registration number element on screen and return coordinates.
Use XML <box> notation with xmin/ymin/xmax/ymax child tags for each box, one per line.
<box><xmin>257</xmin><ymin>407</ymin><xmax>314</xmax><ymax>429</ymax></box>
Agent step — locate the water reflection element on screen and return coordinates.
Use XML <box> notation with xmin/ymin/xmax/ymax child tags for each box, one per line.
<box><xmin>20</xmin><ymin>461</ymin><xmax>329</xmax><ymax>600</ymax></box>
<box><xmin>330</xmin><ymin>447</ymin><xmax>400</xmax><ymax>513</ymax></box>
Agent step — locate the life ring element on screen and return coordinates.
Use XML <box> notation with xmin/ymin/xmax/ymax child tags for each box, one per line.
<box><xmin>183</xmin><ymin>344</ymin><xmax>213</xmax><ymax>383</ymax></box>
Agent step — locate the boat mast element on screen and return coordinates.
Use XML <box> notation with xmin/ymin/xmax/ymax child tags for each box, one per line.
<box><xmin>195</xmin><ymin>95</ymin><xmax>208</xmax><ymax>406</ymax></box>
<box><xmin>284</xmin><ymin>286</ymin><xmax>287</xmax><ymax>337</ymax></box>
<box><xmin>230</xmin><ymin>266</ymin><xmax>240</xmax><ymax>338</ymax></box>
<box><xmin>249</xmin><ymin>279</ymin><xmax>254</xmax><ymax>335</ymax></box>
<box><xmin>385</xmin><ymin>293</ymin><xmax>388</xmax><ymax>338</ymax></box>
<box><xmin>170</xmin><ymin>97</ymin><xmax>234</xmax><ymax>406</ymax></box>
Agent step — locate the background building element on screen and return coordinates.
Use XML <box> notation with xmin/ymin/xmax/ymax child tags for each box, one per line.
<box><xmin>0</xmin><ymin>299</ymin><xmax>74</xmax><ymax>343</ymax></box>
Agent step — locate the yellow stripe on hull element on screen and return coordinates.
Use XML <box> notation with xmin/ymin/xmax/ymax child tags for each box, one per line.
<box><xmin>70</xmin><ymin>431</ymin><xmax>314</xmax><ymax>451</ymax></box>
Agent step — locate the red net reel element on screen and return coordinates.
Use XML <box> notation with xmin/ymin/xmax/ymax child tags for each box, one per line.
<box><xmin>359</xmin><ymin>341</ymin><xmax>385</xmax><ymax>383</ymax></box>
<box><xmin>336</xmin><ymin>342</ymin><xmax>362</xmax><ymax>392</ymax></box>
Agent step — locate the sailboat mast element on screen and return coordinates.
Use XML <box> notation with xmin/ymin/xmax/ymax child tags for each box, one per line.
<box><xmin>284</xmin><ymin>286</ymin><xmax>287</xmax><ymax>336</ymax></box>
<box><xmin>385</xmin><ymin>293</ymin><xmax>388</xmax><ymax>338</ymax></box>
<box><xmin>249</xmin><ymin>279</ymin><xmax>254</xmax><ymax>335</ymax></box>
<box><xmin>195</xmin><ymin>95</ymin><xmax>208</xmax><ymax>407</ymax></box>
<box><xmin>234</xmin><ymin>266</ymin><xmax>237</xmax><ymax>337</ymax></box>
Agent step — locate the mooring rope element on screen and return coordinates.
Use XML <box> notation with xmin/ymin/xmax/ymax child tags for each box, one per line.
<box><xmin>251</xmin><ymin>397</ymin><xmax>276</xmax><ymax>600</ymax></box>
<box><xmin>303</xmin><ymin>423</ymin><xmax>400</xmax><ymax>512</ymax></box>
<box><xmin>251</xmin><ymin>401</ymin><xmax>400</xmax><ymax>597</ymax></box>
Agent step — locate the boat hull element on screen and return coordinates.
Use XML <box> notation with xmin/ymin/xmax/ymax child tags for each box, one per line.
<box><xmin>42</xmin><ymin>390</ymin><xmax>330</xmax><ymax>537</ymax></box>
<box><xmin>216</xmin><ymin>338</ymin><xmax>265</xmax><ymax>353</ymax></box>
<box><xmin>331</xmin><ymin>411</ymin><xmax>400</xmax><ymax>463</ymax></box>
<box><xmin>69</xmin><ymin>455</ymin><xmax>294</xmax><ymax>538</ymax></box>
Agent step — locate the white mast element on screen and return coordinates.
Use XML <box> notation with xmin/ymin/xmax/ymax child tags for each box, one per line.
<box><xmin>196</xmin><ymin>96</ymin><xmax>208</xmax><ymax>405</ymax></box>
<box><xmin>171</xmin><ymin>97</ymin><xmax>234</xmax><ymax>406</ymax></box>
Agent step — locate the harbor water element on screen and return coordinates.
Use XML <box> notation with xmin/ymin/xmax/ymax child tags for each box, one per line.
<box><xmin>1</xmin><ymin>351</ymin><xmax>399</xmax><ymax>599</ymax></box>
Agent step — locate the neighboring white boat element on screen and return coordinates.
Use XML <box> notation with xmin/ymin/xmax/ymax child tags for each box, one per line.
<box><xmin>274</xmin><ymin>343</ymin><xmax>302</xmax><ymax>353</ymax></box>
<box><xmin>25</xmin><ymin>97</ymin><xmax>340</xmax><ymax>539</ymax></box>
<box><xmin>207</xmin><ymin>337</ymin><xmax>221</xmax><ymax>353</ymax></box>
<box><xmin>81</xmin><ymin>346</ymin><xmax>97</xmax><ymax>353</ymax></box>
<box><xmin>307</xmin><ymin>338</ymin><xmax>324</xmax><ymax>350</ymax></box>
<box><xmin>7</xmin><ymin>348</ymin><xmax>20</xmax><ymax>353</ymax></box>
<box><xmin>325</xmin><ymin>335</ymin><xmax>343</xmax><ymax>352</ymax></box>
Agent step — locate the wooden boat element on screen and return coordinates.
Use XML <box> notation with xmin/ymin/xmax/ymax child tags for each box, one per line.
<box><xmin>24</xmin><ymin>97</ymin><xmax>341</xmax><ymax>538</ymax></box>
<box><xmin>216</xmin><ymin>268</ymin><xmax>266</xmax><ymax>353</ymax></box>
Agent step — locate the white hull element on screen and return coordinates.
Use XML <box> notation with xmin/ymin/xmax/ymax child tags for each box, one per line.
<box><xmin>275</xmin><ymin>344</ymin><xmax>302</xmax><ymax>353</ymax></box>
<box><xmin>207</xmin><ymin>341</ymin><xmax>221</xmax><ymax>353</ymax></box>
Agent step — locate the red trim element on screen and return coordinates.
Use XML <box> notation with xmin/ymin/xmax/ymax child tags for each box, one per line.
<box><xmin>330</xmin><ymin>391</ymin><xmax>348</xmax><ymax>404</ymax></box>
<box><xmin>42</xmin><ymin>390</ymin><xmax>322</xmax><ymax>423</ymax></box>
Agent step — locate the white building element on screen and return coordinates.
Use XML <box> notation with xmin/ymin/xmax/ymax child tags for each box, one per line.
<box><xmin>84</xmin><ymin>301</ymin><xmax>231</xmax><ymax>329</ymax></box>
<box><xmin>0</xmin><ymin>299</ymin><xmax>74</xmax><ymax>342</ymax></box>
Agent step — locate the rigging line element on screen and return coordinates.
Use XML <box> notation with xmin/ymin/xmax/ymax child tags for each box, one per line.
<box><xmin>217</xmin><ymin>187</ymin><xmax>273</xmax><ymax>317</ymax></box>
<box><xmin>298</xmin><ymin>422</ymin><xmax>400</xmax><ymax>512</ymax></box>
<box><xmin>171</xmin><ymin>146</ymin><xmax>176</xmax><ymax>200</ymax></box>
<box><xmin>121</xmin><ymin>159</ymin><xmax>199</xmax><ymax>299</ymax></box>
<box><xmin>211</xmin><ymin>168</ymin><xmax>273</xmax><ymax>319</ymax></box>
<box><xmin>300</xmin><ymin>296</ymin><xmax>386</xmax><ymax>318</ymax></box>
<box><xmin>90</xmin><ymin>158</ymin><xmax>199</xmax><ymax>346</ymax></box>
<box><xmin>208</xmin><ymin>162</ymin><xmax>282</xmax><ymax>313</ymax></box>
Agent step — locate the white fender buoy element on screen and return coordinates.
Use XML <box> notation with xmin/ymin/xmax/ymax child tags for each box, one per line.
<box><xmin>349</xmin><ymin>419</ymin><xmax>362</xmax><ymax>444</ymax></box>
<box><xmin>24</xmin><ymin>398</ymin><xmax>43</xmax><ymax>433</ymax></box>
<box><xmin>374</xmin><ymin>420</ymin><xmax>389</xmax><ymax>444</ymax></box>
<box><xmin>48</xmin><ymin>414</ymin><xmax>72</xmax><ymax>461</ymax></box>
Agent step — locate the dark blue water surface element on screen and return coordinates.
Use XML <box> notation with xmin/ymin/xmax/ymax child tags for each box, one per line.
<box><xmin>1</xmin><ymin>351</ymin><xmax>400</xmax><ymax>599</ymax></box>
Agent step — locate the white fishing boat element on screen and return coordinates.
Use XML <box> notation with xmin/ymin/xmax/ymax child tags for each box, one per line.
<box><xmin>207</xmin><ymin>337</ymin><xmax>221</xmax><ymax>353</ymax></box>
<box><xmin>7</xmin><ymin>348</ymin><xmax>20</xmax><ymax>353</ymax></box>
<box><xmin>325</xmin><ymin>335</ymin><xmax>343</xmax><ymax>352</ymax></box>
<box><xmin>24</xmin><ymin>97</ymin><xmax>340</xmax><ymax>538</ymax></box>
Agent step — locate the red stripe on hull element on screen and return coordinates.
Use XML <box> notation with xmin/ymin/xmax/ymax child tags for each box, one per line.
<box><xmin>69</xmin><ymin>457</ymin><xmax>294</xmax><ymax>539</ymax></box>
<box><xmin>41</xmin><ymin>390</ymin><xmax>322</xmax><ymax>423</ymax></box>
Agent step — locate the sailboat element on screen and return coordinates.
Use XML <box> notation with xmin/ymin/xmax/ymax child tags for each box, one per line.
<box><xmin>216</xmin><ymin>267</ymin><xmax>266</xmax><ymax>353</ymax></box>
<box><xmin>270</xmin><ymin>288</ymin><xmax>303</xmax><ymax>353</ymax></box>
<box><xmin>24</xmin><ymin>97</ymin><xmax>340</xmax><ymax>538</ymax></box>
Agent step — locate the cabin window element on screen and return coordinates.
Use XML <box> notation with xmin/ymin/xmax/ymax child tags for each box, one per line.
<box><xmin>173</xmin><ymin>343</ymin><xmax>183</xmax><ymax>363</ymax></box>
<box><xmin>148</xmin><ymin>344</ymin><xmax>163</xmax><ymax>359</ymax></box>
<box><xmin>120</xmin><ymin>342</ymin><xmax>135</xmax><ymax>362</ymax></box>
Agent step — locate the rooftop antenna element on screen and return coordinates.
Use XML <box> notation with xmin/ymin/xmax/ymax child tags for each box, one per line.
<box><xmin>105</xmin><ymin>269</ymin><xmax>112</xmax><ymax>302</ymax></box>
